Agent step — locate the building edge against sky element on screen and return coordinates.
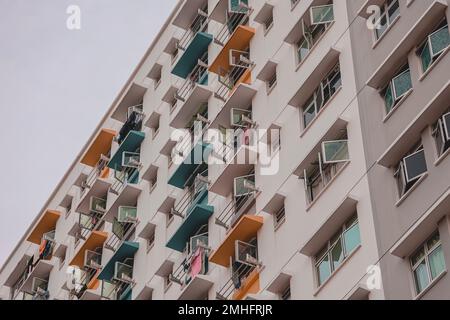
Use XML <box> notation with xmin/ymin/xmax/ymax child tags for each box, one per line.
<box><xmin>1</xmin><ymin>0</ymin><xmax>450</xmax><ymax>301</ymax></box>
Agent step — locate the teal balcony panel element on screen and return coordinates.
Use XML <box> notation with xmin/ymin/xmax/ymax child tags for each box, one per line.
<box><xmin>168</xmin><ymin>142</ymin><xmax>212</xmax><ymax>189</ymax></box>
<box><xmin>97</xmin><ymin>241</ymin><xmax>139</xmax><ymax>281</ymax></box>
<box><xmin>166</xmin><ymin>190</ymin><xmax>213</xmax><ymax>252</ymax></box>
<box><xmin>172</xmin><ymin>32</ymin><xmax>213</xmax><ymax>79</ymax></box>
<box><xmin>108</xmin><ymin>131</ymin><xmax>145</xmax><ymax>171</ymax></box>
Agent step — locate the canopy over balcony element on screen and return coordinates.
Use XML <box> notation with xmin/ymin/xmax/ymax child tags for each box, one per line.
<box><xmin>69</xmin><ymin>231</ymin><xmax>108</xmax><ymax>268</ymax></box>
<box><xmin>81</xmin><ymin>129</ymin><xmax>116</xmax><ymax>167</ymax></box>
<box><xmin>97</xmin><ymin>241</ymin><xmax>139</xmax><ymax>281</ymax></box>
<box><xmin>108</xmin><ymin>131</ymin><xmax>145</xmax><ymax>171</ymax></box>
<box><xmin>27</xmin><ymin>210</ymin><xmax>61</xmax><ymax>245</ymax></box>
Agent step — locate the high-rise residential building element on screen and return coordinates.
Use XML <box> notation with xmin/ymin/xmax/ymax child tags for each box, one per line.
<box><xmin>1</xmin><ymin>0</ymin><xmax>449</xmax><ymax>301</ymax></box>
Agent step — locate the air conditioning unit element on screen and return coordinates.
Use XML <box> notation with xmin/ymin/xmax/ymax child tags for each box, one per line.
<box><xmin>31</xmin><ymin>277</ymin><xmax>48</xmax><ymax>295</ymax></box>
<box><xmin>90</xmin><ymin>196</ymin><xmax>106</xmax><ymax>213</ymax></box>
<box><xmin>235</xmin><ymin>240</ymin><xmax>260</xmax><ymax>267</ymax></box>
<box><xmin>113</xmin><ymin>262</ymin><xmax>133</xmax><ymax>284</ymax></box>
<box><xmin>84</xmin><ymin>250</ymin><xmax>102</xmax><ymax>269</ymax></box>
<box><xmin>117</xmin><ymin>206</ymin><xmax>138</xmax><ymax>223</ymax></box>
<box><xmin>122</xmin><ymin>152</ymin><xmax>141</xmax><ymax>169</ymax></box>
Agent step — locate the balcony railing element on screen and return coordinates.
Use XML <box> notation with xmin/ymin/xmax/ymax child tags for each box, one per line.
<box><xmin>171</xmin><ymin>173</ymin><xmax>209</xmax><ymax>219</ymax></box>
<box><xmin>78</xmin><ymin>197</ymin><xmax>107</xmax><ymax>239</ymax></box>
<box><xmin>214</xmin><ymin>3</ymin><xmax>252</xmax><ymax>46</ymax></box>
<box><xmin>170</xmin><ymin>232</ymin><xmax>209</xmax><ymax>286</ymax></box>
<box><xmin>110</xmin><ymin>153</ymin><xmax>142</xmax><ymax>195</ymax></box>
<box><xmin>175</xmin><ymin>52</ymin><xmax>209</xmax><ymax>102</ymax></box>
<box><xmin>215</xmin><ymin>52</ymin><xmax>254</xmax><ymax>102</ymax></box>
<box><xmin>172</xmin><ymin>118</ymin><xmax>210</xmax><ymax>165</ymax></box>
<box><xmin>216</xmin><ymin>240</ymin><xmax>261</xmax><ymax>300</ymax></box>
<box><xmin>104</xmin><ymin>218</ymin><xmax>138</xmax><ymax>252</ymax></box>
<box><xmin>101</xmin><ymin>258</ymin><xmax>135</xmax><ymax>300</ymax></box>
<box><xmin>69</xmin><ymin>267</ymin><xmax>99</xmax><ymax>300</ymax></box>
<box><xmin>215</xmin><ymin>174</ymin><xmax>257</xmax><ymax>229</ymax></box>
<box><xmin>177</xmin><ymin>7</ymin><xmax>209</xmax><ymax>51</ymax></box>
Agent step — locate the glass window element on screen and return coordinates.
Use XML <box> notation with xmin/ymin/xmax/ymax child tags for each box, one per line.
<box><xmin>382</xmin><ymin>65</ymin><xmax>412</xmax><ymax>114</ymax></box>
<box><xmin>418</xmin><ymin>21</ymin><xmax>449</xmax><ymax>73</ymax></box>
<box><xmin>410</xmin><ymin>231</ymin><xmax>446</xmax><ymax>295</ymax></box>
<box><xmin>395</xmin><ymin>144</ymin><xmax>427</xmax><ymax>197</ymax></box>
<box><xmin>315</xmin><ymin>215</ymin><xmax>361</xmax><ymax>286</ymax></box>
<box><xmin>375</xmin><ymin>0</ymin><xmax>400</xmax><ymax>40</ymax></box>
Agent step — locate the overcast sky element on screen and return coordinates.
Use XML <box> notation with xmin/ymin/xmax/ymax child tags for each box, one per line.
<box><xmin>0</xmin><ymin>0</ymin><xmax>177</xmax><ymax>266</ymax></box>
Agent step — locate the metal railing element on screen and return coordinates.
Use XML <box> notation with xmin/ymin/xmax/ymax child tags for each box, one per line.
<box><xmin>215</xmin><ymin>54</ymin><xmax>254</xmax><ymax>102</ymax></box>
<box><xmin>104</xmin><ymin>218</ymin><xmax>138</xmax><ymax>252</ymax></box>
<box><xmin>177</xmin><ymin>7</ymin><xmax>209</xmax><ymax>51</ymax></box>
<box><xmin>216</xmin><ymin>262</ymin><xmax>258</xmax><ymax>300</ymax></box>
<box><xmin>175</xmin><ymin>52</ymin><xmax>208</xmax><ymax>102</ymax></box>
<box><xmin>171</xmin><ymin>174</ymin><xmax>209</xmax><ymax>219</ymax></box>
<box><xmin>213</xmin><ymin>127</ymin><xmax>255</xmax><ymax>164</ymax></box>
<box><xmin>69</xmin><ymin>267</ymin><xmax>99</xmax><ymax>300</ymax></box>
<box><xmin>214</xmin><ymin>4</ymin><xmax>252</xmax><ymax>46</ymax></box>
<box><xmin>110</xmin><ymin>163</ymin><xmax>142</xmax><ymax>195</ymax></box>
<box><xmin>215</xmin><ymin>174</ymin><xmax>257</xmax><ymax>229</ymax></box>
<box><xmin>81</xmin><ymin>155</ymin><xmax>110</xmax><ymax>194</ymax></box>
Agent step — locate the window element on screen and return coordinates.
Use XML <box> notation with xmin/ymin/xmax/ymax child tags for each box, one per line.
<box><xmin>432</xmin><ymin>109</ymin><xmax>450</xmax><ymax>157</ymax></box>
<box><xmin>302</xmin><ymin>63</ymin><xmax>341</xmax><ymax>128</ymax></box>
<box><xmin>315</xmin><ymin>215</ymin><xmax>361</xmax><ymax>286</ymax></box>
<box><xmin>303</xmin><ymin>136</ymin><xmax>349</xmax><ymax>204</ymax></box>
<box><xmin>291</xmin><ymin>0</ymin><xmax>300</xmax><ymax>9</ymax></box>
<box><xmin>418</xmin><ymin>20</ymin><xmax>449</xmax><ymax>73</ymax></box>
<box><xmin>394</xmin><ymin>144</ymin><xmax>427</xmax><ymax>198</ymax></box>
<box><xmin>381</xmin><ymin>64</ymin><xmax>412</xmax><ymax>115</ymax></box>
<box><xmin>375</xmin><ymin>0</ymin><xmax>400</xmax><ymax>40</ymax></box>
<box><xmin>274</xmin><ymin>206</ymin><xmax>286</xmax><ymax>230</ymax></box>
<box><xmin>270</xmin><ymin>127</ymin><xmax>281</xmax><ymax>155</ymax></box>
<box><xmin>164</xmin><ymin>271</ymin><xmax>173</xmax><ymax>292</ymax></box>
<box><xmin>166</xmin><ymin>211</ymin><xmax>174</xmax><ymax>227</ymax></box>
<box><xmin>410</xmin><ymin>231</ymin><xmax>446</xmax><ymax>295</ymax></box>
<box><xmin>296</xmin><ymin>21</ymin><xmax>331</xmax><ymax>65</ymax></box>
<box><xmin>281</xmin><ymin>285</ymin><xmax>291</xmax><ymax>300</ymax></box>
<box><xmin>266</xmin><ymin>70</ymin><xmax>277</xmax><ymax>93</ymax></box>
<box><xmin>147</xmin><ymin>232</ymin><xmax>155</xmax><ymax>253</ymax></box>
<box><xmin>263</xmin><ymin>9</ymin><xmax>274</xmax><ymax>34</ymax></box>
<box><xmin>310</xmin><ymin>4</ymin><xmax>334</xmax><ymax>25</ymax></box>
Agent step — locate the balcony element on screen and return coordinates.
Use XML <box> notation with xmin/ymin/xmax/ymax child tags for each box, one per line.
<box><xmin>168</xmin><ymin>117</ymin><xmax>212</xmax><ymax>189</ymax></box>
<box><xmin>108</xmin><ymin>119</ymin><xmax>145</xmax><ymax>194</ymax></box>
<box><xmin>214</xmin><ymin>173</ymin><xmax>258</xmax><ymax>228</ymax></box>
<box><xmin>169</xmin><ymin>230</ymin><xmax>214</xmax><ymax>300</ymax></box>
<box><xmin>209</xmin><ymin>24</ymin><xmax>255</xmax><ymax>102</ymax></box>
<box><xmin>172</xmin><ymin>1</ymin><xmax>213</xmax><ymax>80</ymax></box>
<box><xmin>12</xmin><ymin>256</ymin><xmax>53</xmax><ymax>300</ymax></box>
<box><xmin>98</xmin><ymin>241</ymin><xmax>139</xmax><ymax>300</ymax></box>
<box><xmin>214</xmin><ymin>238</ymin><xmax>262</xmax><ymax>300</ymax></box>
<box><xmin>210</xmin><ymin>214</ymin><xmax>263</xmax><ymax>267</ymax></box>
<box><xmin>166</xmin><ymin>175</ymin><xmax>214</xmax><ymax>252</ymax></box>
<box><xmin>104</xmin><ymin>206</ymin><xmax>139</xmax><ymax>252</ymax></box>
<box><xmin>80</xmin><ymin>128</ymin><xmax>116</xmax><ymax>168</ymax></box>
<box><xmin>70</xmin><ymin>231</ymin><xmax>108</xmax><ymax>268</ymax></box>
<box><xmin>69</xmin><ymin>249</ymin><xmax>103</xmax><ymax>300</ymax></box>
<box><xmin>27</xmin><ymin>210</ymin><xmax>61</xmax><ymax>245</ymax></box>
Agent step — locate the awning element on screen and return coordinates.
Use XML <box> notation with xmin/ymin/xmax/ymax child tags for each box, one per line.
<box><xmin>69</xmin><ymin>231</ymin><xmax>108</xmax><ymax>268</ymax></box>
<box><xmin>97</xmin><ymin>241</ymin><xmax>139</xmax><ymax>281</ymax></box>
<box><xmin>80</xmin><ymin>129</ymin><xmax>116</xmax><ymax>167</ymax></box>
<box><xmin>27</xmin><ymin>210</ymin><xmax>61</xmax><ymax>245</ymax></box>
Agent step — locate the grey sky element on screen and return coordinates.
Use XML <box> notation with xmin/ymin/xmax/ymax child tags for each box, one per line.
<box><xmin>0</xmin><ymin>0</ymin><xmax>177</xmax><ymax>266</ymax></box>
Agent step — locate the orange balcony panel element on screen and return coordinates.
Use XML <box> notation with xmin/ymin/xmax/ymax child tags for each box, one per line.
<box><xmin>230</xmin><ymin>69</ymin><xmax>252</xmax><ymax>96</ymax></box>
<box><xmin>209</xmin><ymin>215</ymin><xmax>263</xmax><ymax>267</ymax></box>
<box><xmin>81</xmin><ymin>129</ymin><xmax>116</xmax><ymax>167</ymax></box>
<box><xmin>27</xmin><ymin>210</ymin><xmax>61</xmax><ymax>245</ymax></box>
<box><xmin>69</xmin><ymin>231</ymin><xmax>108</xmax><ymax>268</ymax></box>
<box><xmin>87</xmin><ymin>270</ymin><xmax>101</xmax><ymax>290</ymax></box>
<box><xmin>232</xmin><ymin>268</ymin><xmax>260</xmax><ymax>300</ymax></box>
<box><xmin>209</xmin><ymin>25</ymin><xmax>255</xmax><ymax>75</ymax></box>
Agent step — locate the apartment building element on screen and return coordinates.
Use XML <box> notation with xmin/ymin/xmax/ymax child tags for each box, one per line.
<box><xmin>0</xmin><ymin>0</ymin><xmax>449</xmax><ymax>301</ymax></box>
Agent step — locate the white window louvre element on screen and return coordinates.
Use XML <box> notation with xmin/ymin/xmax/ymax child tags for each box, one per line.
<box><xmin>322</xmin><ymin>140</ymin><xmax>349</xmax><ymax>164</ymax></box>
<box><xmin>443</xmin><ymin>112</ymin><xmax>450</xmax><ymax>140</ymax></box>
<box><xmin>122</xmin><ymin>152</ymin><xmax>141</xmax><ymax>169</ymax></box>
<box><xmin>403</xmin><ymin>149</ymin><xmax>427</xmax><ymax>183</ymax></box>
<box><xmin>310</xmin><ymin>5</ymin><xmax>334</xmax><ymax>25</ymax></box>
<box><xmin>118</xmin><ymin>206</ymin><xmax>138</xmax><ymax>223</ymax></box>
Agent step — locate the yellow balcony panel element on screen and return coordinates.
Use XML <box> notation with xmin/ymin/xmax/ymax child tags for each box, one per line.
<box><xmin>27</xmin><ymin>210</ymin><xmax>61</xmax><ymax>245</ymax></box>
<box><xmin>81</xmin><ymin>129</ymin><xmax>117</xmax><ymax>167</ymax></box>
<box><xmin>209</xmin><ymin>25</ymin><xmax>255</xmax><ymax>75</ymax></box>
<box><xmin>209</xmin><ymin>215</ymin><xmax>263</xmax><ymax>267</ymax></box>
<box><xmin>232</xmin><ymin>268</ymin><xmax>260</xmax><ymax>300</ymax></box>
<box><xmin>69</xmin><ymin>231</ymin><xmax>108</xmax><ymax>268</ymax></box>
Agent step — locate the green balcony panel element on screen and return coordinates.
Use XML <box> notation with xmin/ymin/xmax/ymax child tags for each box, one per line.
<box><xmin>168</xmin><ymin>142</ymin><xmax>212</xmax><ymax>189</ymax></box>
<box><xmin>97</xmin><ymin>241</ymin><xmax>139</xmax><ymax>281</ymax></box>
<box><xmin>166</xmin><ymin>189</ymin><xmax>214</xmax><ymax>252</ymax></box>
<box><xmin>119</xmin><ymin>285</ymin><xmax>132</xmax><ymax>301</ymax></box>
<box><xmin>172</xmin><ymin>32</ymin><xmax>213</xmax><ymax>79</ymax></box>
<box><xmin>108</xmin><ymin>131</ymin><xmax>145</xmax><ymax>171</ymax></box>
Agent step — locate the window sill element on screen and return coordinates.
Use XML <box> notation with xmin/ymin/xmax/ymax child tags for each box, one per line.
<box><xmin>306</xmin><ymin>161</ymin><xmax>350</xmax><ymax>212</ymax></box>
<box><xmin>295</xmin><ymin>22</ymin><xmax>335</xmax><ymax>73</ymax></box>
<box><xmin>434</xmin><ymin>147</ymin><xmax>450</xmax><ymax>167</ymax></box>
<box><xmin>372</xmin><ymin>15</ymin><xmax>401</xmax><ymax>50</ymax></box>
<box><xmin>313</xmin><ymin>245</ymin><xmax>362</xmax><ymax>297</ymax></box>
<box><xmin>414</xmin><ymin>270</ymin><xmax>447</xmax><ymax>300</ymax></box>
<box><xmin>300</xmin><ymin>86</ymin><xmax>343</xmax><ymax>138</ymax></box>
<box><xmin>382</xmin><ymin>89</ymin><xmax>413</xmax><ymax>123</ymax></box>
<box><xmin>395</xmin><ymin>173</ymin><xmax>428</xmax><ymax>207</ymax></box>
<box><xmin>419</xmin><ymin>46</ymin><xmax>450</xmax><ymax>82</ymax></box>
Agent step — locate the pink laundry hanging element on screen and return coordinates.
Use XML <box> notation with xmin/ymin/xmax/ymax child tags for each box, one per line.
<box><xmin>190</xmin><ymin>248</ymin><xmax>203</xmax><ymax>278</ymax></box>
